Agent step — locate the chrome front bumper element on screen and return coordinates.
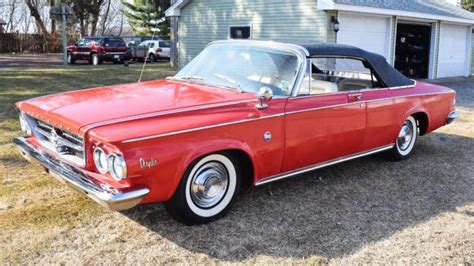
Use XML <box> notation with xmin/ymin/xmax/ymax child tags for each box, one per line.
<box><xmin>447</xmin><ymin>111</ymin><xmax>460</xmax><ymax>124</ymax></box>
<box><xmin>14</xmin><ymin>137</ymin><xmax>149</xmax><ymax>211</ymax></box>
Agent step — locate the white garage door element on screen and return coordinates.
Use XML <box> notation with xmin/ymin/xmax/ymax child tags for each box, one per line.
<box><xmin>438</xmin><ymin>24</ymin><xmax>470</xmax><ymax>78</ymax></box>
<box><xmin>337</xmin><ymin>12</ymin><xmax>392</xmax><ymax>61</ymax></box>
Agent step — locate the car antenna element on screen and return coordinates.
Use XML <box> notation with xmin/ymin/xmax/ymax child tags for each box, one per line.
<box><xmin>138</xmin><ymin>21</ymin><xmax>159</xmax><ymax>82</ymax></box>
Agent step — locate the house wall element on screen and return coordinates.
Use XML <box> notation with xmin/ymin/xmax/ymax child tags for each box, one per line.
<box><xmin>471</xmin><ymin>29</ymin><xmax>474</xmax><ymax>75</ymax></box>
<box><xmin>178</xmin><ymin>0</ymin><xmax>329</xmax><ymax>68</ymax></box>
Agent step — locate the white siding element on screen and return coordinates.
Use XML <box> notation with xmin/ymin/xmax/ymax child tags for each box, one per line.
<box><xmin>178</xmin><ymin>0</ymin><xmax>328</xmax><ymax>68</ymax></box>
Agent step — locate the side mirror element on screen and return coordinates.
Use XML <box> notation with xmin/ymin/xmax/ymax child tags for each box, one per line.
<box><xmin>256</xmin><ymin>86</ymin><xmax>273</xmax><ymax>110</ymax></box>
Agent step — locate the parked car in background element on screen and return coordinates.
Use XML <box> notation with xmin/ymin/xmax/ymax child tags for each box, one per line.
<box><xmin>67</xmin><ymin>36</ymin><xmax>128</xmax><ymax>65</ymax></box>
<box><xmin>14</xmin><ymin>40</ymin><xmax>459</xmax><ymax>225</ymax></box>
<box><xmin>135</xmin><ymin>40</ymin><xmax>171</xmax><ymax>62</ymax></box>
<box><xmin>126</xmin><ymin>36</ymin><xmax>159</xmax><ymax>59</ymax></box>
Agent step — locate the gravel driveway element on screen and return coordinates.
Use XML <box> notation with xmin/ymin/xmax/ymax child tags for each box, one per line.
<box><xmin>1</xmin><ymin>76</ymin><xmax>473</xmax><ymax>264</ymax></box>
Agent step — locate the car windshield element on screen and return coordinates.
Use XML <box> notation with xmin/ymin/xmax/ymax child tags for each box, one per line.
<box><xmin>174</xmin><ymin>43</ymin><xmax>301</xmax><ymax>96</ymax></box>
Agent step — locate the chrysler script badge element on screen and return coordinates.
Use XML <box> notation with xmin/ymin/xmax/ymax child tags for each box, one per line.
<box><xmin>140</xmin><ymin>158</ymin><xmax>158</xmax><ymax>169</ymax></box>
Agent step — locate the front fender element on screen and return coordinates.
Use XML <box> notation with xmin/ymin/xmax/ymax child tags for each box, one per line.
<box><xmin>168</xmin><ymin>138</ymin><xmax>257</xmax><ymax>199</ymax></box>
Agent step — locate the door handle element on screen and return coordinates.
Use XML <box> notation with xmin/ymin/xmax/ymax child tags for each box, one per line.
<box><xmin>348</xmin><ymin>93</ymin><xmax>362</xmax><ymax>101</ymax></box>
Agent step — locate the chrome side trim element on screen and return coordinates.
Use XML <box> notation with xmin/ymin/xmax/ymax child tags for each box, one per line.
<box><xmin>13</xmin><ymin>137</ymin><xmax>149</xmax><ymax>211</ymax></box>
<box><xmin>285</xmin><ymin>91</ymin><xmax>452</xmax><ymax>116</ymax></box>
<box><xmin>120</xmin><ymin>91</ymin><xmax>452</xmax><ymax>143</ymax></box>
<box><xmin>365</xmin><ymin>91</ymin><xmax>452</xmax><ymax>103</ymax></box>
<box><xmin>255</xmin><ymin>144</ymin><xmax>394</xmax><ymax>186</ymax></box>
<box><xmin>285</xmin><ymin>102</ymin><xmax>360</xmax><ymax>115</ymax></box>
<box><xmin>83</xmin><ymin>99</ymin><xmax>257</xmax><ymax>133</ymax></box>
<box><xmin>121</xmin><ymin>113</ymin><xmax>285</xmax><ymax>143</ymax></box>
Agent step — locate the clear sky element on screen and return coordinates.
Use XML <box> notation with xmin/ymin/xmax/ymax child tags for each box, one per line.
<box><xmin>445</xmin><ymin>0</ymin><xmax>460</xmax><ymax>6</ymax></box>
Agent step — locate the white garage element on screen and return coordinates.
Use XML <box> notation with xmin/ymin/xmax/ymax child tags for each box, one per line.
<box><xmin>337</xmin><ymin>12</ymin><xmax>391</xmax><ymax>61</ymax></box>
<box><xmin>316</xmin><ymin>0</ymin><xmax>474</xmax><ymax>79</ymax></box>
<box><xmin>438</xmin><ymin>23</ymin><xmax>472</xmax><ymax>78</ymax></box>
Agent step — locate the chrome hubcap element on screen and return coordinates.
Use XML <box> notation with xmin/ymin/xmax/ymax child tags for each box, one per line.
<box><xmin>397</xmin><ymin>122</ymin><xmax>414</xmax><ymax>151</ymax></box>
<box><xmin>190</xmin><ymin>162</ymin><xmax>229</xmax><ymax>209</ymax></box>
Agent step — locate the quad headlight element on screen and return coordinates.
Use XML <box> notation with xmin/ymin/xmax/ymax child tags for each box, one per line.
<box><xmin>93</xmin><ymin>147</ymin><xmax>109</xmax><ymax>174</ymax></box>
<box><xmin>19</xmin><ymin>113</ymin><xmax>32</xmax><ymax>136</ymax></box>
<box><xmin>93</xmin><ymin>147</ymin><xmax>127</xmax><ymax>181</ymax></box>
<box><xmin>107</xmin><ymin>153</ymin><xmax>127</xmax><ymax>181</ymax></box>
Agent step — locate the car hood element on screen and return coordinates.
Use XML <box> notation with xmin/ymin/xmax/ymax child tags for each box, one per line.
<box><xmin>18</xmin><ymin>80</ymin><xmax>255</xmax><ymax>134</ymax></box>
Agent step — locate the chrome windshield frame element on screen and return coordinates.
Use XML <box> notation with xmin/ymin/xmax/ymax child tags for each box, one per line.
<box><xmin>176</xmin><ymin>40</ymin><xmax>310</xmax><ymax>98</ymax></box>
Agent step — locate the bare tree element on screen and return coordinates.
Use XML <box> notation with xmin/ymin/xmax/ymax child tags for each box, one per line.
<box><xmin>89</xmin><ymin>0</ymin><xmax>105</xmax><ymax>36</ymax></box>
<box><xmin>24</xmin><ymin>0</ymin><xmax>49</xmax><ymax>36</ymax></box>
<box><xmin>6</xmin><ymin>0</ymin><xmax>20</xmax><ymax>32</ymax></box>
<box><xmin>100</xmin><ymin>0</ymin><xmax>111</xmax><ymax>35</ymax></box>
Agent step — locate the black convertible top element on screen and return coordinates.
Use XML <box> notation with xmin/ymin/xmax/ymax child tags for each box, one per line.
<box><xmin>274</xmin><ymin>40</ymin><xmax>415</xmax><ymax>88</ymax></box>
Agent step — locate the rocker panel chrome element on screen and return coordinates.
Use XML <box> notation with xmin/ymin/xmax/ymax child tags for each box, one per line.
<box><xmin>255</xmin><ymin>144</ymin><xmax>394</xmax><ymax>186</ymax></box>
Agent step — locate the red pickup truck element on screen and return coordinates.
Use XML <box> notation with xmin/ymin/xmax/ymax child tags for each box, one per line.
<box><xmin>67</xmin><ymin>37</ymin><xmax>128</xmax><ymax>65</ymax></box>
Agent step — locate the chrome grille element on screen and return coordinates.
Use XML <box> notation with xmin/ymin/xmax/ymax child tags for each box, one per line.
<box><xmin>28</xmin><ymin>116</ymin><xmax>85</xmax><ymax>166</ymax></box>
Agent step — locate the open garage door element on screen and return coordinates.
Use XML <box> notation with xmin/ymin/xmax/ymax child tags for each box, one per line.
<box><xmin>438</xmin><ymin>24</ymin><xmax>470</xmax><ymax>78</ymax></box>
<box><xmin>337</xmin><ymin>12</ymin><xmax>392</xmax><ymax>61</ymax></box>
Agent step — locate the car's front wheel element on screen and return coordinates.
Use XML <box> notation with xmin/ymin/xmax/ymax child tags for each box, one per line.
<box><xmin>165</xmin><ymin>153</ymin><xmax>241</xmax><ymax>225</ymax></box>
<box><xmin>148</xmin><ymin>53</ymin><xmax>156</xmax><ymax>62</ymax></box>
<box><xmin>388</xmin><ymin>116</ymin><xmax>418</xmax><ymax>160</ymax></box>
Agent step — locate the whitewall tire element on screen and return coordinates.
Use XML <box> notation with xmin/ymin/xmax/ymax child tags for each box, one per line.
<box><xmin>389</xmin><ymin>116</ymin><xmax>418</xmax><ymax>160</ymax></box>
<box><xmin>91</xmin><ymin>54</ymin><xmax>99</xmax><ymax>65</ymax></box>
<box><xmin>165</xmin><ymin>153</ymin><xmax>241</xmax><ymax>225</ymax></box>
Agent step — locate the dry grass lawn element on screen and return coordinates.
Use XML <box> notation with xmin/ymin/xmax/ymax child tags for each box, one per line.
<box><xmin>0</xmin><ymin>63</ymin><xmax>473</xmax><ymax>264</ymax></box>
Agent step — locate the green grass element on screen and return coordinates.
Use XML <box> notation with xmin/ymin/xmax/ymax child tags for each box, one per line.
<box><xmin>0</xmin><ymin>63</ymin><xmax>175</xmax><ymax>232</ymax></box>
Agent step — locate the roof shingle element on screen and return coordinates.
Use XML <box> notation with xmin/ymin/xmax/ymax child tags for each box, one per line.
<box><xmin>333</xmin><ymin>0</ymin><xmax>474</xmax><ymax>20</ymax></box>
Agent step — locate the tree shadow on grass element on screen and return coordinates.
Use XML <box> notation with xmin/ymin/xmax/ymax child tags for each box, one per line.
<box><xmin>123</xmin><ymin>131</ymin><xmax>473</xmax><ymax>261</ymax></box>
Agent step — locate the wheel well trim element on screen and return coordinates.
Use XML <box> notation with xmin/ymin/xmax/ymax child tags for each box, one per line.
<box><xmin>405</xmin><ymin>107</ymin><xmax>430</xmax><ymax>136</ymax></box>
<box><xmin>167</xmin><ymin>141</ymin><xmax>257</xmax><ymax>200</ymax></box>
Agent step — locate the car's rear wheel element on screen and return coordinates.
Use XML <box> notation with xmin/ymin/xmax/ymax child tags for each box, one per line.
<box><xmin>67</xmin><ymin>52</ymin><xmax>75</xmax><ymax>64</ymax></box>
<box><xmin>388</xmin><ymin>116</ymin><xmax>418</xmax><ymax>161</ymax></box>
<box><xmin>165</xmin><ymin>153</ymin><xmax>241</xmax><ymax>225</ymax></box>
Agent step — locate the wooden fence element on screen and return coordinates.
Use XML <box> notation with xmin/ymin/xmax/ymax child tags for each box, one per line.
<box><xmin>0</xmin><ymin>32</ymin><xmax>79</xmax><ymax>53</ymax></box>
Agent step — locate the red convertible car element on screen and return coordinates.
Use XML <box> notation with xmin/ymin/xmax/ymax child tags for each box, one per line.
<box><xmin>14</xmin><ymin>40</ymin><xmax>459</xmax><ymax>224</ymax></box>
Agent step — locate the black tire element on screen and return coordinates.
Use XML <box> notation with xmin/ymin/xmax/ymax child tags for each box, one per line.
<box><xmin>148</xmin><ymin>53</ymin><xmax>156</xmax><ymax>63</ymax></box>
<box><xmin>67</xmin><ymin>52</ymin><xmax>75</xmax><ymax>64</ymax></box>
<box><xmin>387</xmin><ymin>116</ymin><xmax>418</xmax><ymax>161</ymax></box>
<box><xmin>164</xmin><ymin>153</ymin><xmax>242</xmax><ymax>225</ymax></box>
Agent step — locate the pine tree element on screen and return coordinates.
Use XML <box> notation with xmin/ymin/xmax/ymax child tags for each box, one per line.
<box><xmin>461</xmin><ymin>0</ymin><xmax>474</xmax><ymax>12</ymax></box>
<box><xmin>123</xmin><ymin>0</ymin><xmax>170</xmax><ymax>39</ymax></box>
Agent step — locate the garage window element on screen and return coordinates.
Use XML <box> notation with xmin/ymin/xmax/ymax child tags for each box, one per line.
<box><xmin>229</xmin><ymin>26</ymin><xmax>251</xmax><ymax>39</ymax></box>
<box><xmin>299</xmin><ymin>58</ymin><xmax>381</xmax><ymax>95</ymax></box>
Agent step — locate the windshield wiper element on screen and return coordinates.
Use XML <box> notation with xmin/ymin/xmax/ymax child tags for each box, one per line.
<box><xmin>213</xmin><ymin>73</ymin><xmax>242</xmax><ymax>92</ymax></box>
<box><xmin>178</xmin><ymin>76</ymin><xmax>204</xmax><ymax>80</ymax></box>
